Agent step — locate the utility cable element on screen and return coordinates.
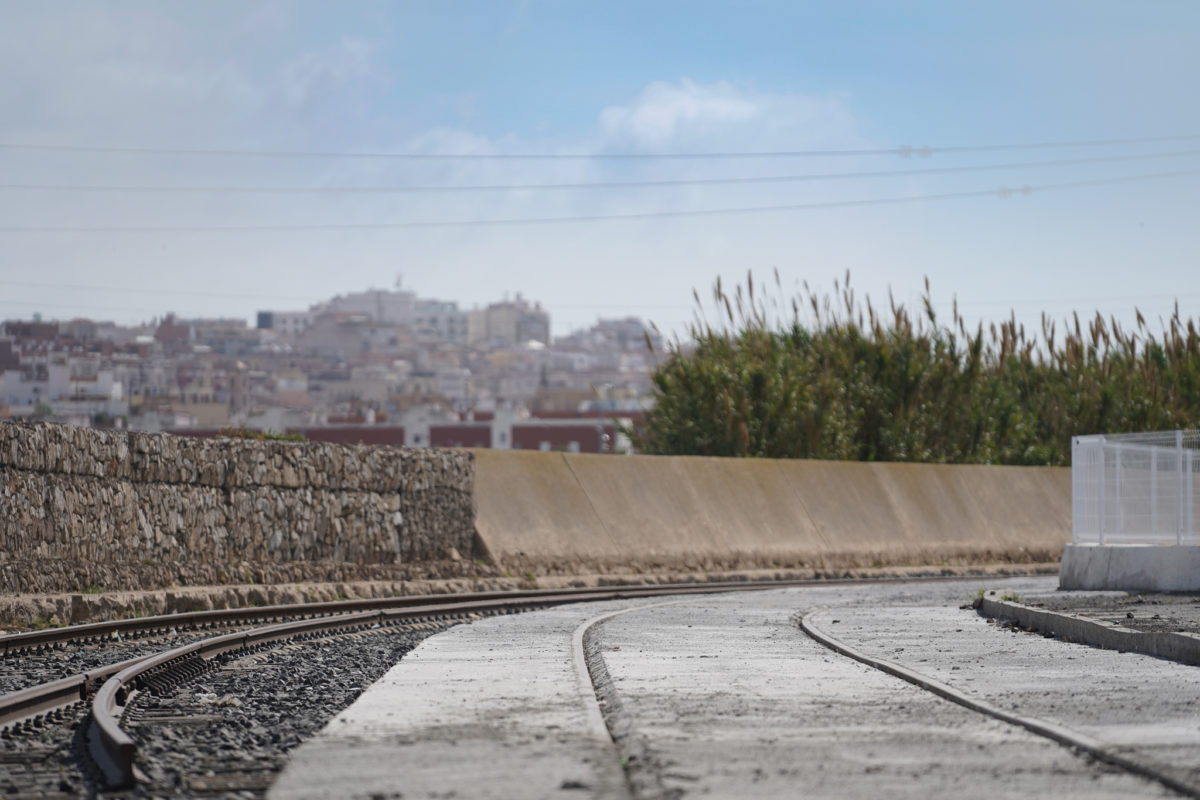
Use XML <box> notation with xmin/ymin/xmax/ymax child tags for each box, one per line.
<box><xmin>0</xmin><ymin>134</ymin><xmax>1197</xmax><ymax>161</ymax></box>
<box><xmin>0</xmin><ymin>168</ymin><xmax>1194</xmax><ymax>233</ymax></box>
<box><xmin>2</xmin><ymin>150</ymin><xmax>1198</xmax><ymax>194</ymax></box>
<box><xmin>0</xmin><ymin>281</ymin><xmax>693</xmax><ymax>311</ymax></box>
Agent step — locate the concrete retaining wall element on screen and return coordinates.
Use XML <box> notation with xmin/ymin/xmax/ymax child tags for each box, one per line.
<box><xmin>0</xmin><ymin>422</ymin><xmax>1071</xmax><ymax>594</ymax></box>
<box><xmin>472</xmin><ymin>450</ymin><xmax>1070</xmax><ymax>574</ymax></box>
<box><xmin>0</xmin><ymin>422</ymin><xmax>478</xmax><ymax>593</ymax></box>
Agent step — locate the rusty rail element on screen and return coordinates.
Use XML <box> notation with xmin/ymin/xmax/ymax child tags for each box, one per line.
<box><xmin>0</xmin><ymin>581</ymin><xmax>827</xmax><ymax>655</ymax></box>
<box><xmin>0</xmin><ymin>576</ymin><xmax>1019</xmax><ymax>788</ymax></box>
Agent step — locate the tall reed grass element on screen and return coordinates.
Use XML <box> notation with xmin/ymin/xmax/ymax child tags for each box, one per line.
<box><xmin>637</xmin><ymin>271</ymin><xmax>1200</xmax><ymax>465</ymax></box>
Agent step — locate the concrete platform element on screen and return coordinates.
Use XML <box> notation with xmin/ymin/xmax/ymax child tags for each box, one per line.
<box><xmin>267</xmin><ymin>601</ymin><xmax>636</xmax><ymax>800</ymax></box>
<box><xmin>1060</xmin><ymin>543</ymin><xmax>1200</xmax><ymax>591</ymax></box>
<box><xmin>270</xmin><ymin>578</ymin><xmax>1195</xmax><ymax>799</ymax></box>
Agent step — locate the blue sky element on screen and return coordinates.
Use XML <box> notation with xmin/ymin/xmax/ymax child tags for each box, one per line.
<box><xmin>1</xmin><ymin>1</ymin><xmax>1197</xmax><ymax>338</ymax></box>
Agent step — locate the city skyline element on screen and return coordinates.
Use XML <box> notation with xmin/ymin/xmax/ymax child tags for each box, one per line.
<box><xmin>6</xmin><ymin>278</ymin><xmax>647</xmax><ymax>343</ymax></box>
<box><xmin>1</xmin><ymin>2</ymin><xmax>1198</xmax><ymax>341</ymax></box>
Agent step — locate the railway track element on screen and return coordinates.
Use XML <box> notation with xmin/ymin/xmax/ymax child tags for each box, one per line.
<box><xmin>6</xmin><ymin>574</ymin><xmax>1083</xmax><ymax>798</ymax></box>
<box><xmin>5</xmin><ymin>577</ymin><xmax>924</xmax><ymax>797</ymax></box>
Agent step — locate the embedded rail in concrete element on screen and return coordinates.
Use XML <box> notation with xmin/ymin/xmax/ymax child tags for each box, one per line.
<box><xmin>272</xmin><ymin>577</ymin><xmax>1196</xmax><ymax>800</ymax></box>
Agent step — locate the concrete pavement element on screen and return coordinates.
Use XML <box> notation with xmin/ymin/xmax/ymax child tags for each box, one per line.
<box><xmin>816</xmin><ymin>601</ymin><xmax>1200</xmax><ymax>792</ymax></box>
<box><xmin>267</xmin><ymin>600</ymin><xmax>638</xmax><ymax>800</ymax></box>
<box><xmin>270</xmin><ymin>578</ymin><xmax>1196</xmax><ymax>799</ymax></box>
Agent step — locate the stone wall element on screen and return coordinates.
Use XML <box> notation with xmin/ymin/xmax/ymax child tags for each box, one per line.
<box><xmin>0</xmin><ymin>422</ymin><xmax>480</xmax><ymax>594</ymax></box>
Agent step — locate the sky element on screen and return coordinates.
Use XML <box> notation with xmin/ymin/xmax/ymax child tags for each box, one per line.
<box><xmin>1</xmin><ymin>1</ymin><xmax>1198</xmax><ymax>340</ymax></box>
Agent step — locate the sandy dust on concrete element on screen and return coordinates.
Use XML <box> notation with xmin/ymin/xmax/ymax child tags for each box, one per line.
<box><xmin>817</xmin><ymin>593</ymin><xmax>1200</xmax><ymax>794</ymax></box>
<box><xmin>268</xmin><ymin>601</ymin><xmax>639</xmax><ymax>800</ymax></box>
<box><xmin>591</xmin><ymin>581</ymin><xmax>1173</xmax><ymax>800</ymax></box>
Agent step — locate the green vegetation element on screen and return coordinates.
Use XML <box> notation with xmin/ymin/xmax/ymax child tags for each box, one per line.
<box><xmin>218</xmin><ymin>426</ymin><xmax>306</xmax><ymax>442</ymax></box>
<box><xmin>636</xmin><ymin>272</ymin><xmax>1200</xmax><ymax>466</ymax></box>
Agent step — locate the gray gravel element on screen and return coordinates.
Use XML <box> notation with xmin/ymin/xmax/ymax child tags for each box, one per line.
<box><xmin>0</xmin><ymin>620</ymin><xmax>457</xmax><ymax>799</ymax></box>
<box><xmin>0</xmin><ymin>627</ymin><xmax>243</xmax><ymax>696</ymax></box>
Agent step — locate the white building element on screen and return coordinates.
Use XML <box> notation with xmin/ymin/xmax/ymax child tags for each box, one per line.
<box><xmin>257</xmin><ymin>310</ymin><xmax>315</xmax><ymax>337</ymax></box>
<box><xmin>321</xmin><ymin>288</ymin><xmax>416</xmax><ymax>324</ymax></box>
<box><xmin>0</xmin><ymin>359</ymin><xmax>126</xmax><ymax>419</ymax></box>
<box><xmin>414</xmin><ymin>299</ymin><xmax>469</xmax><ymax>344</ymax></box>
<box><xmin>468</xmin><ymin>295</ymin><xmax>551</xmax><ymax>348</ymax></box>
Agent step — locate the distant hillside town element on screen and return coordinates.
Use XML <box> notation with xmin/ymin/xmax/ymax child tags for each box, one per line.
<box><xmin>0</xmin><ymin>282</ymin><xmax>663</xmax><ymax>454</ymax></box>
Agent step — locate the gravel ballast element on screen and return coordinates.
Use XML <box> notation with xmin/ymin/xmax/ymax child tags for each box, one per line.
<box><xmin>0</xmin><ymin>619</ymin><xmax>460</xmax><ymax>799</ymax></box>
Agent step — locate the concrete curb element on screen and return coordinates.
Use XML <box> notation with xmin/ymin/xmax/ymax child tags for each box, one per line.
<box><xmin>977</xmin><ymin>596</ymin><xmax>1200</xmax><ymax>667</ymax></box>
<box><xmin>799</xmin><ymin>609</ymin><xmax>1200</xmax><ymax>799</ymax></box>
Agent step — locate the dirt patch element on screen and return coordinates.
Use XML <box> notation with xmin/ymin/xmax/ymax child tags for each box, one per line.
<box><xmin>1022</xmin><ymin>591</ymin><xmax>1200</xmax><ymax>635</ymax></box>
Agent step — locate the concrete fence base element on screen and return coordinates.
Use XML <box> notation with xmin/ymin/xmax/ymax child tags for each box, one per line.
<box><xmin>1059</xmin><ymin>543</ymin><xmax>1200</xmax><ymax>591</ymax></box>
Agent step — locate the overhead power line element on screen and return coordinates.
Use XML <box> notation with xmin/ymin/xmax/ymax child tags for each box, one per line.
<box><xmin>3</xmin><ymin>150</ymin><xmax>1198</xmax><ymax>195</ymax></box>
<box><xmin>0</xmin><ymin>280</ymin><xmax>693</xmax><ymax>312</ymax></box>
<box><xmin>0</xmin><ymin>280</ymin><xmax>315</xmax><ymax>303</ymax></box>
<box><xmin>0</xmin><ymin>134</ymin><xmax>1198</xmax><ymax>161</ymax></box>
<box><xmin>0</xmin><ymin>299</ymin><xmax>208</xmax><ymax>316</ymax></box>
<box><xmin>0</xmin><ymin>169</ymin><xmax>1194</xmax><ymax>233</ymax></box>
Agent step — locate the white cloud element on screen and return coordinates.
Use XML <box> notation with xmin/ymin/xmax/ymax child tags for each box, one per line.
<box><xmin>0</xmin><ymin>71</ymin><xmax>888</xmax><ymax>336</ymax></box>
<box><xmin>278</xmin><ymin>37</ymin><xmax>377</xmax><ymax>107</ymax></box>
<box><xmin>596</xmin><ymin>79</ymin><xmax>866</xmax><ymax>152</ymax></box>
<box><xmin>599</xmin><ymin>79</ymin><xmax>759</xmax><ymax>146</ymax></box>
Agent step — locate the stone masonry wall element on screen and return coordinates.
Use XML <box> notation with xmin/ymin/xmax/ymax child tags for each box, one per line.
<box><xmin>0</xmin><ymin>422</ymin><xmax>480</xmax><ymax>594</ymax></box>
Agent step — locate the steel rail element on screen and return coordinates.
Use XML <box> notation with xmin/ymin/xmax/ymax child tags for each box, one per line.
<box><xmin>0</xmin><ymin>576</ymin><xmax>1033</xmax><ymax>726</ymax></box>
<box><xmin>0</xmin><ymin>649</ymin><xmax>167</xmax><ymax>730</ymax></box>
<box><xmin>1</xmin><ymin>587</ymin><xmax>565</xmax><ymax>653</ymax></box>
<box><xmin>0</xmin><ymin>581</ymin><xmax>819</xmax><ymax>727</ymax></box>
<box><xmin>0</xmin><ymin>576</ymin><xmax>1025</xmax><ymax>730</ymax></box>
<box><xmin>0</xmin><ymin>574</ymin><xmax>1038</xmax><ymax>788</ymax></box>
<box><xmin>799</xmin><ymin>609</ymin><xmax>1200</xmax><ymax>799</ymax></box>
<box><xmin>89</xmin><ymin>592</ymin><xmax>624</xmax><ymax>788</ymax></box>
<box><xmin>0</xmin><ymin>576</ymin><xmax>975</xmax><ymax>653</ymax></box>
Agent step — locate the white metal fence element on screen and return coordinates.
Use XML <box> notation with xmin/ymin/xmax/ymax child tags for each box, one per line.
<box><xmin>1073</xmin><ymin>430</ymin><xmax>1200</xmax><ymax>545</ymax></box>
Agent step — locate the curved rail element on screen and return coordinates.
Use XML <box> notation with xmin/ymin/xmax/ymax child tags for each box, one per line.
<box><xmin>1</xmin><ymin>581</ymin><xmax>804</xmax><ymax>654</ymax></box>
<box><xmin>0</xmin><ymin>649</ymin><xmax>166</xmax><ymax>730</ymax></box>
<box><xmin>0</xmin><ymin>575</ymin><xmax>1035</xmax><ymax>788</ymax></box>
<box><xmin>90</xmin><ymin>609</ymin><xmax>387</xmax><ymax>787</ymax></box>
<box><xmin>89</xmin><ymin>593</ymin><xmax>622</xmax><ymax>787</ymax></box>
<box><xmin>1</xmin><ymin>575</ymin><xmax>1018</xmax><ymax>654</ymax></box>
<box><xmin>798</xmin><ymin>609</ymin><xmax>1200</xmax><ymax>800</ymax></box>
<box><xmin>1</xmin><ymin>586</ymin><xmax>575</xmax><ymax>654</ymax></box>
<box><xmin>0</xmin><ymin>576</ymin><xmax>1022</xmax><ymax>733</ymax></box>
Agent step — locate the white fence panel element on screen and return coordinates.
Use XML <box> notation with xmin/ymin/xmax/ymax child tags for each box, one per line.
<box><xmin>1072</xmin><ymin>430</ymin><xmax>1200</xmax><ymax>545</ymax></box>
